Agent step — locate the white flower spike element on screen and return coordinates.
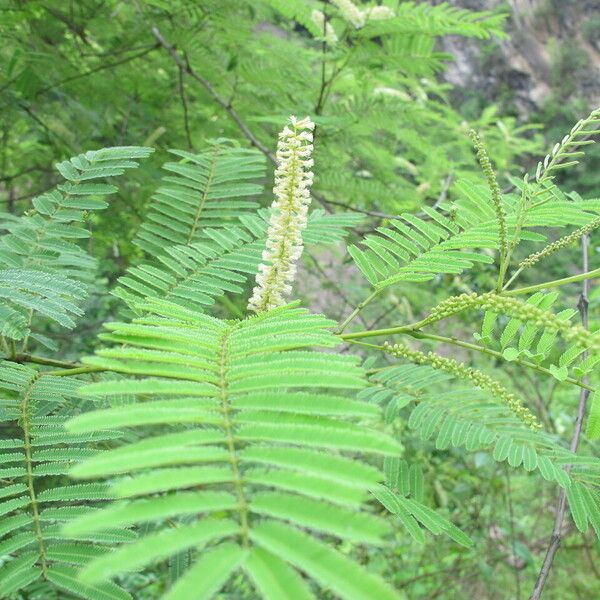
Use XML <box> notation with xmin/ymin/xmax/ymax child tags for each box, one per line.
<box><xmin>311</xmin><ymin>9</ymin><xmax>338</xmax><ymax>45</ymax></box>
<box><xmin>365</xmin><ymin>6</ymin><xmax>395</xmax><ymax>21</ymax></box>
<box><xmin>331</xmin><ymin>0</ymin><xmax>365</xmax><ymax>29</ymax></box>
<box><xmin>247</xmin><ymin>116</ymin><xmax>315</xmax><ymax>313</ymax></box>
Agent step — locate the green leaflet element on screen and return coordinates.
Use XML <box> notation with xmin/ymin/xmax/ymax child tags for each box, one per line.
<box><xmin>46</xmin><ymin>563</ymin><xmax>135</xmax><ymax>600</ymax></box>
<box><xmin>0</xmin><ymin>146</ymin><xmax>152</xmax><ymax>342</ymax></box>
<box><xmin>79</xmin><ymin>519</ymin><xmax>239</xmax><ymax>582</ymax></box>
<box><xmin>63</xmin><ymin>492</ymin><xmax>238</xmax><ymax>533</ymax></box>
<box><xmin>244</xmin><ymin>547</ymin><xmax>314</xmax><ymax>600</ymax></box>
<box><xmin>163</xmin><ymin>543</ymin><xmax>245</xmax><ymax>600</ymax></box>
<box><xmin>251</xmin><ymin>520</ymin><xmax>402</xmax><ymax>600</ymax></box>
<box><xmin>586</xmin><ymin>392</ymin><xmax>600</xmax><ymax>441</ymax></box>
<box><xmin>0</xmin><ymin>362</ymin><xmax>133</xmax><ymax>600</ymax></box>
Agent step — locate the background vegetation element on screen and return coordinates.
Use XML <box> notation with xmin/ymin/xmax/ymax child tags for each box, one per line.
<box><xmin>0</xmin><ymin>1</ymin><xmax>599</xmax><ymax>599</ymax></box>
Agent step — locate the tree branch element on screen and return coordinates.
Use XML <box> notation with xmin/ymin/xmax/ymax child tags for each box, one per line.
<box><xmin>150</xmin><ymin>26</ymin><xmax>392</xmax><ymax>220</ymax></box>
<box><xmin>151</xmin><ymin>26</ymin><xmax>276</xmax><ymax>162</ymax></box>
<box><xmin>529</xmin><ymin>234</ymin><xmax>592</xmax><ymax>600</ymax></box>
<box><xmin>177</xmin><ymin>62</ymin><xmax>193</xmax><ymax>150</ymax></box>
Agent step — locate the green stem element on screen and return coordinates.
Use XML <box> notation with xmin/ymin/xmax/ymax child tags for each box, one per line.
<box><xmin>401</xmin><ymin>331</ymin><xmax>594</xmax><ymax>393</ymax></box>
<box><xmin>217</xmin><ymin>328</ymin><xmax>250</xmax><ymax>547</ymax></box>
<box><xmin>504</xmin><ymin>267</ymin><xmax>600</xmax><ymax>297</ymax></box>
<box><xmin>45</xmin><ymin>365</ymin><xmax>105</xmax><ymax>377</ymax></box>
<box><xmin>340</xmin><ymin>316</ymin><xmax>429</xmax><ymax>341</ymax></box>
<box><xmin>503</xmin><ymin>266</ymin><xmax>524</xmax><ymax>291</ymax></box>
<box><xmin>496</xmin><ymin>254</ymin><xmax>510</xmax><ymax>293</ymax></box>
<box><xmin>336</xmin><ymin>289</ymin><xmax>380</xmax><ymax>334</ymax></box>
<box><xmin>20</xmin><ymin>374</ymin><xmax>49</xmax><ymax>577</ymax></box>
<box><xmin>14</xmin><ymin>354</ymin><xmax>84</xmax><ymax>369</ymax></box>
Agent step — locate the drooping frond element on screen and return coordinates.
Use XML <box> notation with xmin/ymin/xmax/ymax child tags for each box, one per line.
<box><xmin>0</xmin><ymin>146</ymin><xmax>152</xmax><ymax>343</ymax></box>
<box><xmin>0</xmin><ymin>146</ymin><xmax>153</xmax><ymax>276</ymax></box>
<box><xmin>64</xmin><ymin>301</ymin><xmax>402</xmax><ymax>599</ymax></box>
<box><xmin>114</xmin><ymin>210</ymin><xmax>362</xmax><ymax>312</ymax></box>
<box><xmin>364</xmin><ymin>363</ymin><xmax>600</xmax><ymax>499</ymax></box>
<box><xmin>0</xmin><ymin>361</ymin><xmax>132</xmax><ymax>599</ymax></box>
<box><xmin>133</xmin><ymin>142</ymin><xmax>266</xmax><ymax>256</ymax></box>
<box><xmin>348</xmin><ymin>188</ymin><xmax>496</xmax><ymax>287</ymax></box>
<box><xmin>265</xmin><ymin>0</ymin><xmax>506</xmax><ymax>41</ymax></box>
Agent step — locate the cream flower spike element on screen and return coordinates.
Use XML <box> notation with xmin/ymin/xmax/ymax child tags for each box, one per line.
<box><xmin>311</xmin><ymin>9</ymin><xmax>338</xmax><ymax>45</ymax></box>
<box><xmin>331</xmin><ymin>0</ymin><xmax>365</xmax><ymax>29</ymax></box>
<box><xmin>365</xmin><ymin>6</ymin><xmax>395</xmax><ymax>21</ymax></box>
<box><xmin>247</xmin><ymin>116</ymin><xmax>315</xmax><ymax>313</ymax></box>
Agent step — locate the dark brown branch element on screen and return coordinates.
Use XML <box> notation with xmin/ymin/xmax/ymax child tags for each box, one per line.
<box><xmin>150</xmin><ymin>26</ymin><xmax>390</xmax><ymax>219</ymax></box>
<box><xmin>529</xmin><ymin>233</ymin><xmax>591</xmax><ymax>600</ymax></box>
<box><xmin>151</xmin><ymin>26</ymin><xmax>276</xmax><ymax>162</ymax></box>
<box><xmin>177</xmin><ymin>63</ymin><xmax>193</xmax><ymax>150</ymax></box>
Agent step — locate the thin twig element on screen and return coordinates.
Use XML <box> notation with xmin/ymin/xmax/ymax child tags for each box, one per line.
<box><xmin>505</xmin><ymin>467</ymin><xmax>522</xmax><ymax>600</ymax></box>
<box><xmin>319</xmin><ymin>197</ymin><xmax>397</xmax><ymax>219</ymax></box>
<box><xmin>150</xmin><ymin>25</ymin><xmax>390</xmax><ymax>219</ymax></box>
<box><xmin>529</xmin><ymin>234</ymin><xmax>591</xmax><ymax>600</ymax></box>
<box><xmin>151</xmin><ymin>26</ymin><xmax>276</xmax><ymax>162</ymax></box>
<box><xmin>177</xmin><ymin>62</ymin><xmax>193</xmax><ymax>150</ymax></box>
<box><xmin>305</xmin><ymin>250</ymin><xmax>368</xmax><ymax>328</ymax></box>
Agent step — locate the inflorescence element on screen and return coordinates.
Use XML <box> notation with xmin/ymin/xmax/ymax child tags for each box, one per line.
<box><xmin>311</xmin><ymin>10</ymin><xmax>338</xmax><ymax>45</ymax></box>
<box><xmin>383</xmin><ymin>341</ymin><xmax>541</xmax><ymax>429</ymax></box>
<box><xmin>332</xmin><ymin>0</ymin><xmax>395</xmax><ymax>29</ymax></box>
<box><xmin>247</xmin><ymin>116</ymin><xmax>315</xmax><ymax>313</ymax></box>
<box><xmin>519</xmin><ymin>215</ymin><xmax>600</xmax><ymax>271</ymax></box>
<box><xmin>469</xmin><ymin>130</ymin><xmax>508</xmax><ymax>260</ymax></box>
<box><xmin>423</xmin><ymin>292</ymin><xmax>600</xmax><ymax>351</ymax></box>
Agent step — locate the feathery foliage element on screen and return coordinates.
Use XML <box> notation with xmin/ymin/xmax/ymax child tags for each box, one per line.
<box><xmin>0</xmin><ymin>361</ymin><xmax>133</xmax><ymax>600</ymax></box>
<box><xmin>63</xmin><ymin>301</ymin><xmax>401</xmax><ymax>599</ymax></box>
<box><xmin>0</xmin><ymin>147</ymin><xmax>152</xmax><ymax>345</ymax></box>
<box><xmin>2</xmin><ymin>6</ymin><xmax>600</xmax><ymax>593</ymax></box>
<box><xmin>133</xmin><ymin>143</ymin><xmax>266</xmax><ymax>255</ymax></box>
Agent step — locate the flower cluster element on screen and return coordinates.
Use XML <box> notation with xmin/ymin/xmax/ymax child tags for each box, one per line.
<box><xmin>519</xmin><ymin>215</ymin><xmax>600</xmax><ymax>270</ymax></box>
<box><xmin>383</xmin><ymin>341</ymin><xmax>541</xmax><ymax>429</ymax></box>
<box><xmin>332</xmin><ymin>0</ymin><xmax>365</xmax><ymax>28</ymax></box>
<box><xmin>364</xmin><ymin>6</ymin><xmax>396</xmax><ymax>21</ymax></box>
<box><xmin>311</xmin><ymin>9</ymin><xmax>338</xmax><ymax>45</ymax></box>
<box><xmin>469</xmin><ymin>130</ymin><xmax>508</xmax><ymax>259</ymax></box>
<box><xmin>247</xmin><ymin>116</ymin><xmax>315</xmax><ymax>313</ymax></box>
<box><xmin>424</xmin><ymin>292</ymin><xmax>600</xmax><ymax>351</ymax></box>
<box><xmin>332</xmin><ymin>1</ymin><xmax>395</xmax><ymax>29</ymax></box>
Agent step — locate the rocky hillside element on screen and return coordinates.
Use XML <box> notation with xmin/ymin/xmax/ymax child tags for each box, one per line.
<box><xmin>440</xmin><ymin>0</ymin><xmax>600</xmax><ymax>116</ymax></box>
